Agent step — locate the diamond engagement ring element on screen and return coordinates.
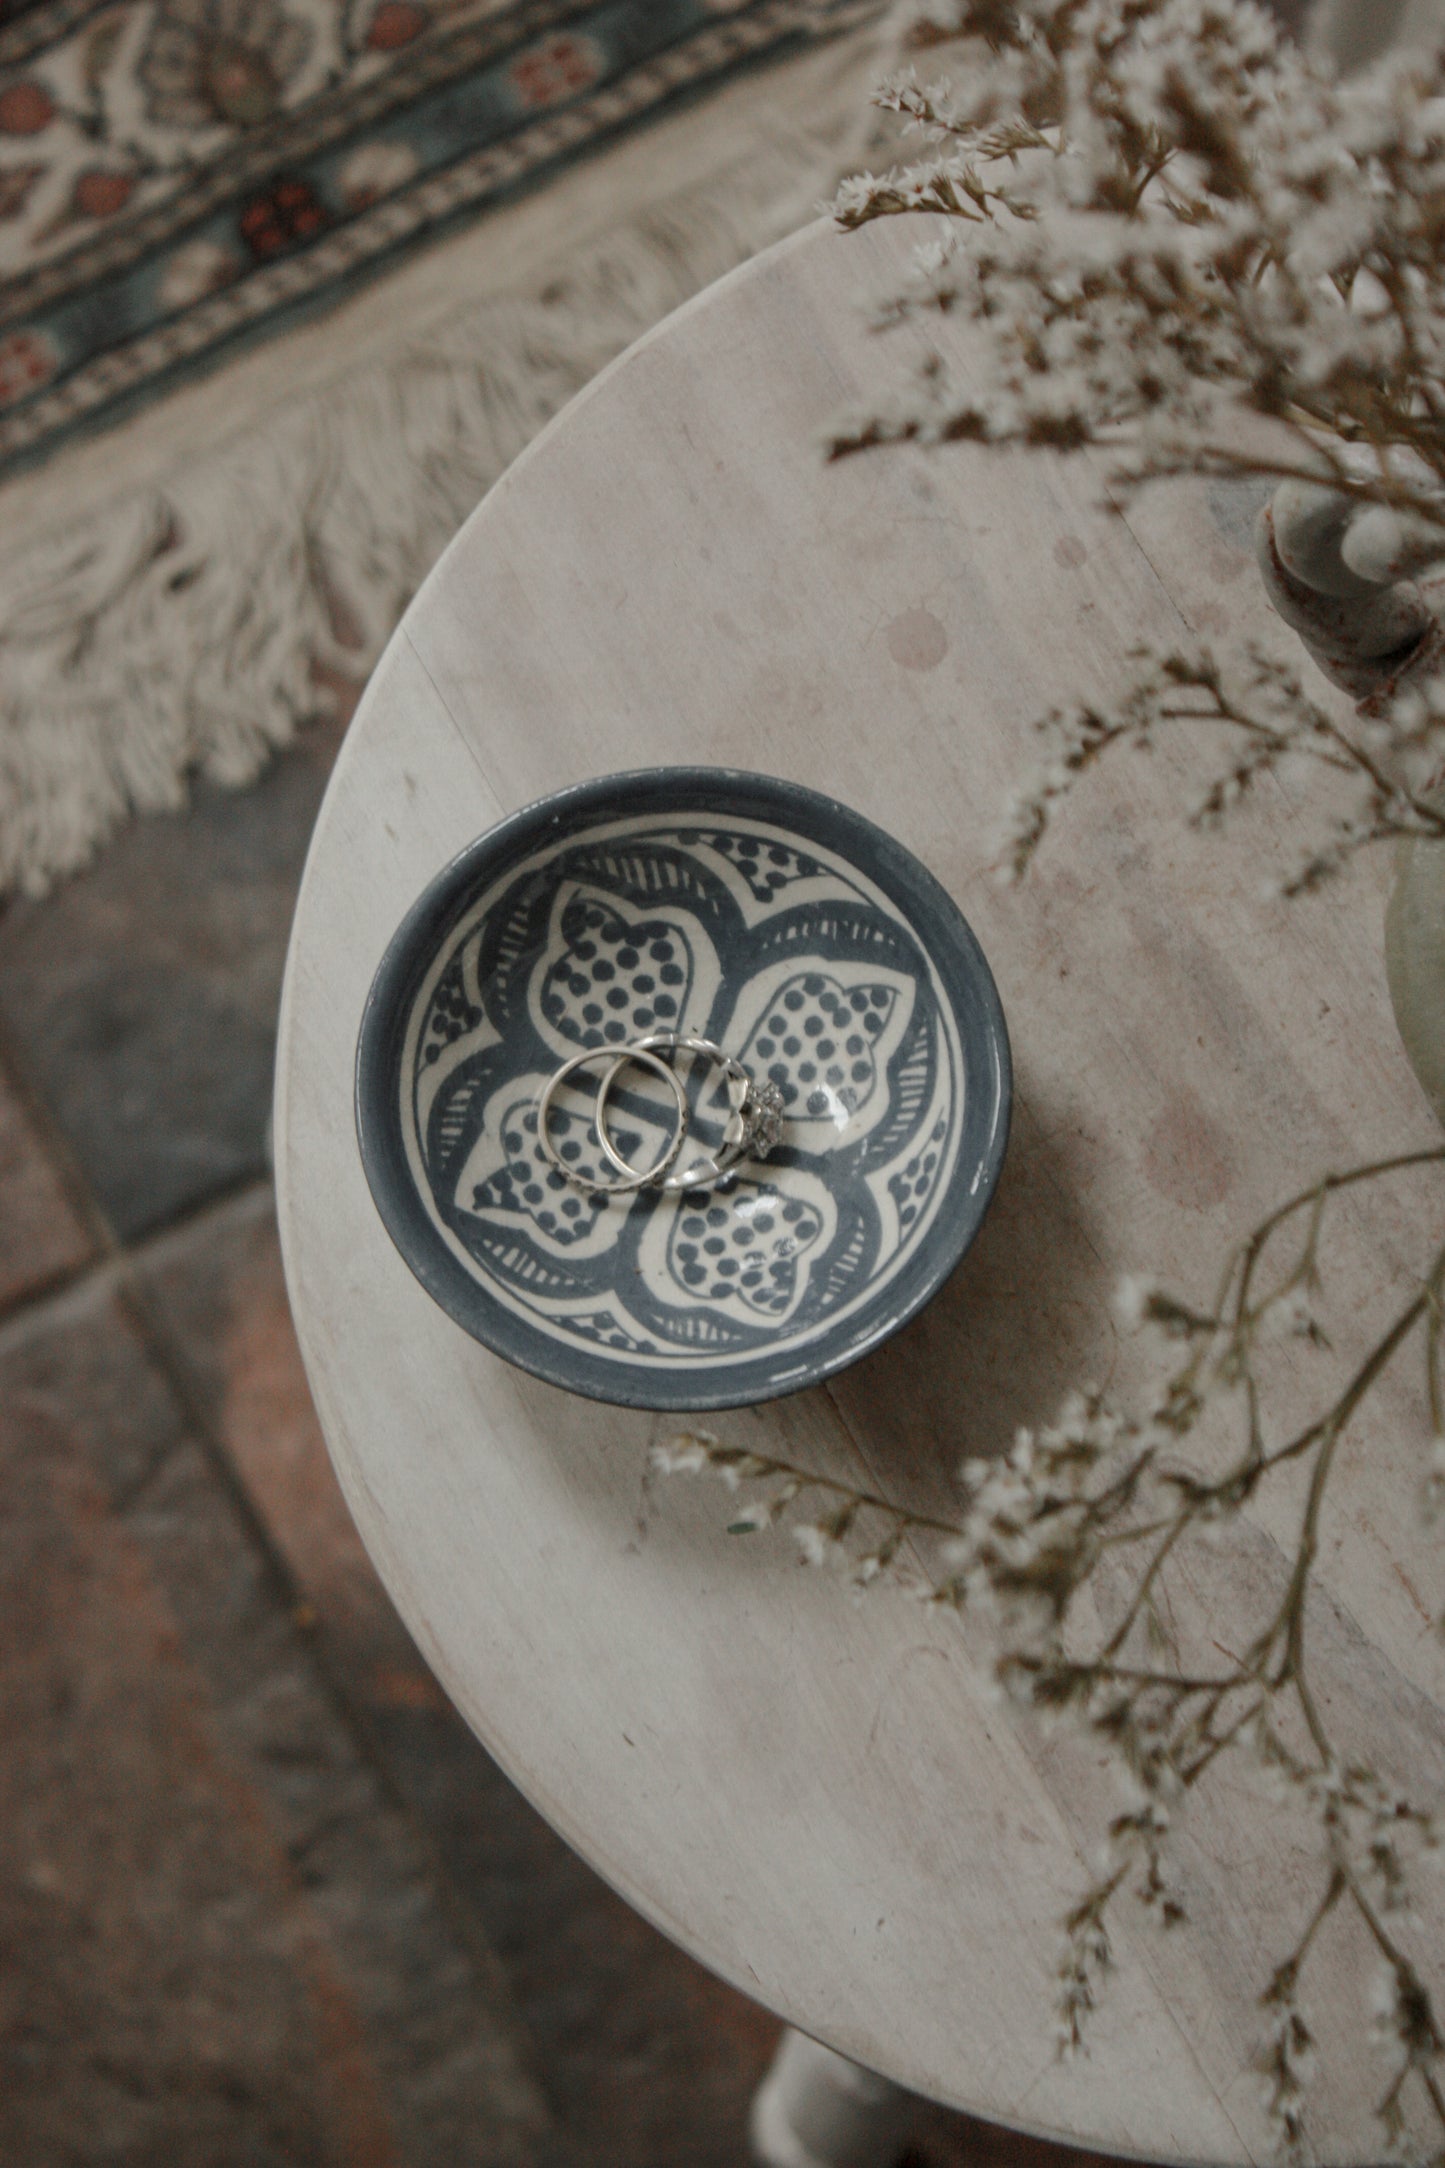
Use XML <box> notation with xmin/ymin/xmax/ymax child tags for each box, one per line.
<box><xmin>596</xmin><ymin>1032</ymin><xmax>786</xmax><ymax>1194</ymax></box>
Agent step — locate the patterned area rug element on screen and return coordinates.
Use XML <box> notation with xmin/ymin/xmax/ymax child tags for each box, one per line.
<box><xmin>0</xmin><ymin>9</ymin><xmax>890</xmax><ymax>896</ymax></box>
<box><xmin>0</xmin><ymin>0</ymin><xmax>869</xmax><ymax>473</ymax></box>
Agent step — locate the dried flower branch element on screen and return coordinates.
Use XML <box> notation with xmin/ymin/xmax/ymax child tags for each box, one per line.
<box><xmin>652</xmin><ymin>1147</ymin><xmax>1445</xmax><ymax>2156</ymax></box>
<box><xmin>649</xmin><ymin>6</ymin><xmax>1445</xmax><ymax>2156</ymax></box>
<box><xmin>828</xmin><ymin>0</ymin><xmax>1445</xmax><ymax>890</ymax></box>
<box><xmin>830</xmin><ymin>2</ymin><xmax>1445</xmax><ymax>518</ymax></box>
<box><xmin>1002</xmin><ymin>643</ymin><xmax>1445</xmax><ymax>890</ymax></box>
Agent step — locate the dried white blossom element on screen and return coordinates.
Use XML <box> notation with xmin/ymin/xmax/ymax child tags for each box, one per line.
<box><xmin>832</xmin><ymin>2</ymin><xmax>1445</xmax><ymax>892</ymax></box>
<box><xmin>1370</xmin><ymin>1954</ymin><xmax>1444</xmax><ymax>2153</ymax></box>
<box><xmin>649</xmin><ymin>1433</ymin><xmax>717</xmax><ymax>1478</ymax></box>
<box><xmin>1055</xmin><ymin>1893</ymin><xmax>1114</xmax><ymax>2058</ymax></box>
<box><xmin>1258</xmin><ymin>1962</ymin><xmax>1319</xmax><ymax>2161</ymax></box>
<box><xmin>1115</xmin><ymin>1272</ymin><xmax>1213</xmax><ymax>1340</ymax></box>
<box><xmin>649</xmin><ymin>1140</ymin><xmax>1445</xmax><ymax>2156</ymax></box>
<box><xmin>793</xmin><ymin>1520</ymin><xmax>840</xmax><ymax>1567</ymax></box>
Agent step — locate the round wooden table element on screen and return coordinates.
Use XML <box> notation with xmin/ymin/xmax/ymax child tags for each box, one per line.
<box><xmin>276</xmin><ymin>216</ymin><xmax>1445</xmax><ymax>2166</ymax></box>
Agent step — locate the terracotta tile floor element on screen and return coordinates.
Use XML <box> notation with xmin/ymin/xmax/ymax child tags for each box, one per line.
<box><xmin>0</xmin><ymin>745</ymin><xmax>1151</xmax><ymax>2166</ymax></box>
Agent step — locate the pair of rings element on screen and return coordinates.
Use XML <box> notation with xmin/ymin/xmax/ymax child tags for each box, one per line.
<box><xmin>536</xmin><ymin>1030</ymin><xmax>786</xmax><ymax>1197</ymax></box>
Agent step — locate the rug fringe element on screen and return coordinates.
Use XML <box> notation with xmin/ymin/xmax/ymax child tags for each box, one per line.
<box><xmin>0</xmin><ymin>120</ymin><xmax>870</xmax><ymax>897</ymax></box>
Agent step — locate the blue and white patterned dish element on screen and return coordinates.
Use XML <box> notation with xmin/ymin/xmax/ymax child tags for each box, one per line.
<box><xmin>355</xmin><ymin>769</ymin><xmax>1011</xmax><ymax>1410</ymax></box>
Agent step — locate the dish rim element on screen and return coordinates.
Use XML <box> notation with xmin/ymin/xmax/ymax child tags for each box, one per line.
<box><xmin>354</xmin><ymin>766</ymin><xmax>1012</xmax><ymax>1409</ymax></box>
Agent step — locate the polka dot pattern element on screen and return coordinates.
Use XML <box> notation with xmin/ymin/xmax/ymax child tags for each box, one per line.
<box><xmin>422</xmin><ymin>956</ymin><xmax>483</xmax><ymax>1066</ymax></box>
<box><xmin>396</xmin><ymin>810</ymin><xmax>986</xmax><ymax>1395</ymax></box>
<box><xmin>683</xmin><ymin>829</ymin><xmax>822</xmax><ymax>904</ymax></box>
<box><xmin>665</xmin><ymin>1187</ymin><xmax>824</xmax><ymax>1319</ymax></box>
<box><xmin>742</xmin><ymin>972</ymin><xmax>896</xmax><ymax>1122</ymax></box>
<box><xmin>559</xmin><ymin>1309</ymin><xmax>660</xmax><ymax>1356</ymax></box>
<box><xmin>540</xmin><ymin>895</ymin><xmax>692</xmax><ymax>1051</ymax></box>
<box><xmin>886</xmin><ymin>1113</ymin><xmax>951</xmax><ymax>1234</ymax></box>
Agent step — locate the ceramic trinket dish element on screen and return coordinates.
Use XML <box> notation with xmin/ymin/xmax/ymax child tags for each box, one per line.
<box><xmin>355</xmin><ymin>768</ymin><xmax>1011</xmax><ymax>1409</ymax></box>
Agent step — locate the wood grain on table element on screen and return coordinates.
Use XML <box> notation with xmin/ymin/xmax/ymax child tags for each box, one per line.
<box><xmin>276</xmin><ymin>217</ymin><xmax>1445</xmax><ymax>2166</ymax></box>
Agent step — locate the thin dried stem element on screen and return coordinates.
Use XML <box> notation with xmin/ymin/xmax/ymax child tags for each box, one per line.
<box><xmin>653</xmin><ymin>1151</ymin><xmax>1445</xmax><ymax>2156</ymax></box>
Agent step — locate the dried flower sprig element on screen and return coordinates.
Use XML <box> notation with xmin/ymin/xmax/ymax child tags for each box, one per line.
<box><xmin>829</xmin><ymin>2</ymin><xmax>1445</xmax><ymax>521</ymax></box>
<box><xmin>827</xmin><ymin>0</ymin><xmax>1445</xmax><ymax>892</ymax></box>
<box><xmin>1002</xmin><ymin>643</ymin><xmax>1445</xmax><ymax>891</ymax></box>
<box><xmin>652</xmin><ymin>1147</ymin><xmax>1445</xmax><ymax>2158</ymax></box>
<box><xmin>651</xmin><ymin>5</ymin><xmax>1445</xmax><ymax>2154</ymax></box>
<box><xmin>648</xmin><ymin>1434</ymin><xmax>959</xmax><ymax>1584</ymax></box>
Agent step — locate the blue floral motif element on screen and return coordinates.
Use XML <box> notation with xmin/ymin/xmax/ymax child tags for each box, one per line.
<box><xmin>530</xmin><ymin>884</ymin><xmax>712</xmax><ymax>1059</ymax></box>
<box><xmin>402</xmin><ymin>816</ymin><xmax>965</xmax><ymax>1374</ymax></box>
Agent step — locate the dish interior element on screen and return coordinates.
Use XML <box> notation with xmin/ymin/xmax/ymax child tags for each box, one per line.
<box><xmin>398</xmin><ymin>798</ymin><xmax>980</xmax><ymax>1382</ymax></box>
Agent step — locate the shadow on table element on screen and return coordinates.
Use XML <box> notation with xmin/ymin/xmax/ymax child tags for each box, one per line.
<box><xmin>831</xmin><ymin>1075</ymin><xmax>1115</xmax><ymax>1516</ymax></box>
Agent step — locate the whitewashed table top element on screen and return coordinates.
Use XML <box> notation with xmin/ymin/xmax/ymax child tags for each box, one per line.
<box><xmin>275</xmin><ymin>216</ymin><xmax>1445</xmax><ymax>2165</ymax></box>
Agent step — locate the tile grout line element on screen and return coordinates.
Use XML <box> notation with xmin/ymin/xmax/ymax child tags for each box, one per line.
<box><xmin>124</xmin><ymin>1252</ymin><xmax>569</xmax><ymax>2162</ymax></box>
<box><xmin>123</xmin><ymin>1232</ymin><xmax>574</xmax><ymax>2158</ymax></box>
<box><xmin>0</xmin><ymin>1111</ymin><xmax>287</xmax><ymax>1321</ymax></box>
<box><xmin>0</xmin><ymin>1002</ymin><xmax>122</xmax><ymax>1271</ymax></box>
<box><xmin>122</xmin><ymin>1231</ymin><xmax>563</xmax><ymax>2124</ymax></box>
<box><xmin>0</xmin><ymin>1008</ymin><xmax>566</xmax><ymax>2148</ymax></box>
<box><xmin>0</xmin><ymin>1161</ymin><xmax>283</xmax><ymax>1333</ymax></box>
